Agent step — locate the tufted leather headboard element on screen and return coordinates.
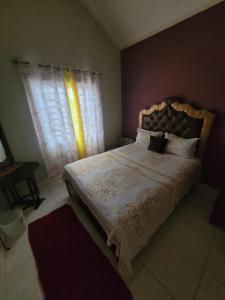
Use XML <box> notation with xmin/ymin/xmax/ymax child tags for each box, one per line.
<box><xmin>139</xmin><ymin>97</ymin><xmax>215</xmax><ymax>157</ymax></box>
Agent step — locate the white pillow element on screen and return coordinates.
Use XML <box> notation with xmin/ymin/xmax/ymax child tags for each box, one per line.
<box><xmin>165</xmin><ymin>132</ymin><xmax>199</xmax><ymax>159</ymax></box>
<box><xmin>136</xmin><ymin>128</ymin><xmax>163</xmax><ymax>147</ymax></box>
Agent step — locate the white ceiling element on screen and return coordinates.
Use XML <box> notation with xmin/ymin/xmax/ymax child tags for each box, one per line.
<box><xmin>82</xmin><ymin>0</ymin><xmax>223</xmax><ymax>49</ymax></box>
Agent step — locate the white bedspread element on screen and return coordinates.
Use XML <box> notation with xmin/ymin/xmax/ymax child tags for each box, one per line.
<box><xmin>64</xmin><ymin>143</ymin><xmax>201</xmax><ymax>273</ymax></box>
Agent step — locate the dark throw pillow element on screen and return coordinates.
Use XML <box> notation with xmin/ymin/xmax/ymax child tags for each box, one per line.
<box><xmin>148</xmin><ymin>135</ymin><xmax>168</xmax><ymax>154</ymax></box>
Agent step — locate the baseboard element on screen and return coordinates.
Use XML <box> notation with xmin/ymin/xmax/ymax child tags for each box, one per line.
<box><xmin>0</xmin><ymin>246</ymin><xmax>6</xmax><ymax>300</ymax></box>
<box><xmin>38</xmin><ymin>175</ymin><xmax>62</xmax><ymax>187</ymax></box>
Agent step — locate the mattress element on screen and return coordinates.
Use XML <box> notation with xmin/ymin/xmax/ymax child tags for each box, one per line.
<box><xmin>64</xmin><ymin>143</ymin><xmax>201</xmax><ymax>273</ymax></box>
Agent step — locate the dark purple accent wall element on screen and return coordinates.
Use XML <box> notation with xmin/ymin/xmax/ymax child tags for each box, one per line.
<box><xmin>121</xmin><ymin>2</ymin><xmax>225</xmax><ymax>225</ymax></box>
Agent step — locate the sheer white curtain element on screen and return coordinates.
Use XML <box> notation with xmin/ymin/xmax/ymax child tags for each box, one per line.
<box><xmin>20</xmin><ymin>65</ymin><xmax>105</xmax><ymax>178</ymax></box>
<box><xmin>73</xmin><ymin>70</ymin><xmax>105</xmax><ymax>156</ymax></box>
<box><xmin>20</xmin><ymin>65</ymin><xmax>78</xmax><ymax>177</ymax></box>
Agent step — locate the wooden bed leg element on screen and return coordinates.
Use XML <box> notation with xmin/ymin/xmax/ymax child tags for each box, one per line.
<box><xmin>64</xmin><ymin>179</ymin><xmax>72</xmax><ymax>197</ymax></box>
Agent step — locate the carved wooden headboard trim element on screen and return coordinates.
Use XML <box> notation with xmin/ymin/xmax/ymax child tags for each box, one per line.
<box><xmin>139</xmin><ymin>98</ymin><xmax>215</xmax><ymax>157</ymax></box>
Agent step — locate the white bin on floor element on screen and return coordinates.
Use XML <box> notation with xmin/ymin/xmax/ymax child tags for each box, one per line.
<box><xmin>0</xmin><ymin>209</ymin><xmax>26</xmax><ymax>239</ymax></box>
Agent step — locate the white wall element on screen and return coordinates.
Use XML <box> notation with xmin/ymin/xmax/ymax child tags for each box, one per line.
<box><xmin>0</xmin><ymin>0</ymin><xmax>121</xmax><ymax>182</ymax></box>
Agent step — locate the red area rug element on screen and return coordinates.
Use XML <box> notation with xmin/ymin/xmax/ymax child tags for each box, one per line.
<box><xmin>28</xmin><ymin>204</ymin><xmax>133</xmax><ymax>300</ymax></box>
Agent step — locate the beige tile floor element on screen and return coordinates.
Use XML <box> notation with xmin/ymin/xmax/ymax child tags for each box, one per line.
<box><xmin>1</xmin><ymin>180</ymin><xmax>225</xmax><ymax>300</ymax></box>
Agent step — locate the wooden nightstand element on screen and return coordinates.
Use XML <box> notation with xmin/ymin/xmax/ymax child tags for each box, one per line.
<box><xmin>118</xmin><ymin>137</ymin><xmax>134</xmax><ymax>146</ymax></box>
<box><xmin>106</xmin><ymin>137</ymin><xmax>134</xmax><ymax>151</ymax></box>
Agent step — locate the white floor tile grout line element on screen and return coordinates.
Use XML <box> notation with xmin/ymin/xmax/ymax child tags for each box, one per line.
<box><xmin>164</xmin><ymin>234</ymin><xmax>213</xmax><ymax>267</ymax></box>
<box><xmin>140</xmin><ymin>233</ymin><xmax>213</xmax><ymax>300</ymax></box>
<box><xmin>193</xmin><ymin>232</ymin><xmax>215</xmax><ymax>300</ymax></box>
<box><xmin>144</xmin><ymin>265</ymin><xmax>177</xmax><ymax>300</ymax></box>
<box><xmin>6</xmin><ymin>253</ymin><xmax>34</xmax><ymax>278</ymax></box>
<box><xmin>193</xmin><ymin>267</ymin><xmax>206</xmax><ymax>300</ymax></box>
<box><xmin>165</xmin><ymin>233</ymin><xmax>225</xmax><ymax>289</ymax></box>
<box><xmin>0</xmin><ymin>246</ymin><xmax>6</xmax><ymax>300</ymax></box>
<box><xmin>202</xmin><ymin>235</ymin><xmax>225</xmax><ymax>288</ymax></box>
<box><xmin>206</xmin><ymin>269</ymin><xmax>225</xmax><ymax>288</ymax></box>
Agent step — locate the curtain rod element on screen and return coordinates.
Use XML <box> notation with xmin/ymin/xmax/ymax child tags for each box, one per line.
<box><xmin>11</xmin><ymin>58</ymin><xmax>103</xmax><ymax>75</ymax></box>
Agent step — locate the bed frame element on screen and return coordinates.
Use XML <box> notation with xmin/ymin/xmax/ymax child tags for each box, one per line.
<box><xmin>65</xmin><ymin>96</ymin><xmax>215</xmax><ymax>258</ymax></box>
<box><xmin>65</xmin><ymin>178</ymin><xmax>117</xmax><ymax>254</ymax></box>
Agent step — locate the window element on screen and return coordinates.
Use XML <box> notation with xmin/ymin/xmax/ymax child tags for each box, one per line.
<box><xmin>20</xmin><ymin>65</ymin><xmax>104</xmax><ymax>177</ymax></box>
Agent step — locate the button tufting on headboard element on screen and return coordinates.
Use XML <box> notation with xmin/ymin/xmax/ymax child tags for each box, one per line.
<box><xmin>142</xmin><ymin>105</ymin><xmax>203</xmax><ymax>138</ymax></box>
<box><xmin>139</xmin><ymin>97</ymin><xmax>215</xmax><ymax>157</ymax></box>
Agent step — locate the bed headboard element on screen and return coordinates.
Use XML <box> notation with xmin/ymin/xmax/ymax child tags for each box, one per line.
<box><xmin>139</xmin><ymin>97</ymin><xmax>215</xmax><ymax>157</ymax></box>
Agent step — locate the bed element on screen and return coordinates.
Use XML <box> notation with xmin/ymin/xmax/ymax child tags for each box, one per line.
<box><xmin>63</xmin><ymin>97</ymin><xmax>214</xmax><ymax>274</ymax></box>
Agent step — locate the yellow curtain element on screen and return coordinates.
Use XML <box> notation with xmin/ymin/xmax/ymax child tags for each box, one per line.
<box><xmin>64</xmin><ymin>70</ymin><xmax>86</xmax><ymax>159</ymax></box>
